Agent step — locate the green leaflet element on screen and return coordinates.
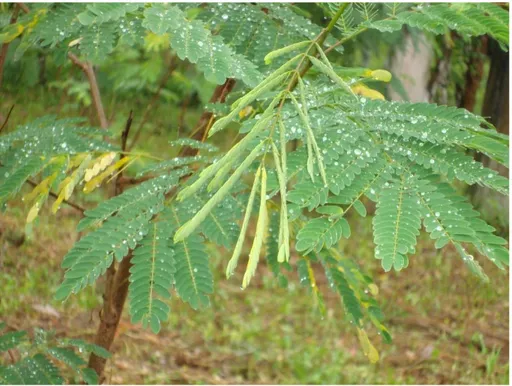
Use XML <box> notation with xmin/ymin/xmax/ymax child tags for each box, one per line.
<box><xmin>172</xmin><ymin>233</ymin><xmax>213</xmax><ymax>310</ymax></box>
<box><xmin>0</xmin><ymin>156</ymin><xmax>47</xmax><ymax>205</ymax></box>
<box><xmin>330</xmin><ymin>267</ymin><xmax>364</xmax><ymax>325</ymax></box>
<box><xmin>0</xmin><ymin>330</ymin><xmax>26</xmax><ymax>352</ymax></box>
<box><xmin>390</xmin><ymin>138</ymin><xmax>509</xmax><ymax>195</ymax></box>
<box><xmin>197</xmin><ymin>194</ymin><xmax>241</xmax><ymax>248</ymax></box>
<box><xmin>77</xmin><ymin>3</ymin><xmax>142</xmax><ymax>25</ymax></box>
<box><xmin>128</xmin><ymin>221</ymin><xmax>176</xmax><ymax>334</ymax></box>
<box><xmin>373</xmin><ymin>175</ymin><xmax>421</xmax><ymax>272</ymax></box>
<box><xmin>56</xmin><ymin>195</ymin><xmax>164</xmax><ymax>300</ymax></box>
<box><xmin>296</xmin><ymin>217</ymin><xmax>351</xmax><ymax>254</ymax></box>
<box><xmin>413</xmin><ymin>177</ymin><xmax>502</xmax><ymax>280</ymax></box>
<box><xmin>0</xmin><ymin>354</ymin><xmax>63</xmax><ymax>385</ymax></box>
<box><xmin>242</xmin><ymin>167</ymin><xmax>268</xmax><ymax>289</ymax></box>
<box><xmin>296</xmin><ymin>160</ymin><xmax>390</xmax><ymax>254</ymax></box>
<box><xmin>366</xmin><ymin>3</ymin><xmax>509</xmax><ymax>49</ymax></box>
<box><xmin>143</xmin><ymin>4</ymin><xmax>183</xmax><ymax>35</ymax></box>
<box><xmin>78</xmin><ymin>173</ymin><xmax>180</xmax><ymax>231</ymax></box>
<box><xmin>79</xmin><ymin>23</ymin><xmax>117</xmax><ymax>64</ymax></box>
<box><xmin>0</xmin><ymin>326</ymin><xmax>104</xmax><ymax>385</ymax></box>
<box><xmin>56</xmin><ymin>175</ymin><xmax>178</xmax><ymax>300</ymax></box>
<box><xmin>164</xmin><ymin>203</ymin><xmax>214</xmax><ymax>310</ymax></box>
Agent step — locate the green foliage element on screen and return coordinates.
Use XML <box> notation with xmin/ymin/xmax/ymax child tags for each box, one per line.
<box><xmin>1</xmin><ymin>1</ymin><xmax>509</xmax><ymax>366</ymax></box>
<box><xmin>165</xmin><ymin>203</ymin><xmax>214</xmax><ymax>310</ymax></box>
<box><xmin>373</xmin><ymin>173</ymin><xmax>422</xmax><ymax>272</ymax></box>
<box><xmin>367</xmin><ymin>3</ymin><xmax>509</xmax><ymax>50</ymax></box>
<box><xmin>128</xmin><ymin>221</ymin><xmax>176</xmax><ymax>334</ymax></box>
<box><xmin>0</xmin><ymin>324</ymin><xmax>110</xmax><ymax>385</ymax></box>
<box><xmin>56</xmin><ymin>174</ymin><xmax>179</xmax><ymax>300</ymax></box>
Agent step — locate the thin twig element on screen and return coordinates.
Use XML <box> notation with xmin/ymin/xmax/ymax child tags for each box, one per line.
<box><xmin>17</xmin><ymin>3</ymin><xmax>29</xmax><ymax>13</ymax></box>
<box><xmin>121</xmin><ymin>110</ymin><xmax>133</xmax><ymax>152</ymax></box>
<box><xmin>7</xmin><ymin>349</ymin><xmax>16</xmax><ymax>363</ymax></box>
<box><xmin>68</xmin><ymin>52</ymin><xmax>108</xmax><ymax>129</ymax></box>
<box><xmin>0</xmin><ymin>104</ymin><xmax>15</xmax><ymax>133</ymax></box>
<box><xmin>114</xmin><ymin>110</ymin><xmax>134</xmax><ymax>197</ymax></box>
<box><xmin>25</xmin><ymin>179</ymin><xmax>85</xmax><ymax>213</ymax></box>
<box><xmin>178</xmin><ymin>78</ymin><xmax>237</xmax><ymax>157</ymax></box>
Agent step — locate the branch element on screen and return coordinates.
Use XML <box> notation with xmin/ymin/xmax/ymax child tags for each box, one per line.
<box><xmin>25</xmin><ymin>179</ymin><xmax>85</xmax><ymax>213</ymax></box>
<box><xmin>114</xmin><ymin>110</ymin><xmax>133</xmax><ymax>196</ymax></box>
<box><xmin>68</xmin><ymin>53</ymin><xmax>108</xmax><ymax>129</ymax></box>
<box><xmin>17</xmin><ymin>3</ymin><xmax>29</xmax><ymax>14</ymax></box>
<box><xmin>0</xmin><ymin>104</ymin><xmax>15</xmax><ymax>133</ymax></box>
<box><xmin>284</xmin><ymin>3</ymin><xmax>349</xmax><ymax>92</ymax></box>
<box><xmin>178</xmin><ymin>78</ymin><xmax>236</xmax><ymax>157</ymax></box>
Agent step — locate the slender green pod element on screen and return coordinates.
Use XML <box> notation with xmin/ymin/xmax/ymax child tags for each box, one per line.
<box><xmin>174</xmin><ymin>140</ymin><xmax>267</xmax><ymax>242</ymax></box>
<box><xmin>242</xmin><ymin>166</ymin><xmax>268</xmax><ymax>289</ymax></box>
<box><xmin>231</xmin><ymin>53</ymin><xmax>303</xmax><ymax>111</ymax></box>
<box><xmin>264</xmin><ymin>40</ymin><xmax>311</xmax><ymax>64</ymax></box>
<box><xmin>314</xmin><ymin>42</ymin><xmax>334</xmax><ymax>70</ymax></box>
<box><xmin>308</xmin><ymin>55</ymin><xmax>354</xmax><ymax>96</ymax></box>
<box><xmin>177</xmin><ymin>114</ymin><xmax>274</xmax><ymax>201</ymax></box>
<box><xmin>226</xmin><ymin>167</ymin><xmax>262</xmax><ymax>279</ymax></box>
<box><xmin>271</xmin><ymin>142</ymin><xmax>290</xmax><ymax>263</ymax></box>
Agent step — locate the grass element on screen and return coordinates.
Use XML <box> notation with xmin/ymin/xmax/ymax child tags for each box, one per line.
<box><xmin>0</xmin><ymin>195</ymin><xmax>508</xmax><ymax>385</ymax></box>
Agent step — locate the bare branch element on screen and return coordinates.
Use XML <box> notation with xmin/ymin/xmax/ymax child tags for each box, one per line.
<box><xmin>68</xmin><ymin>53</ymin><xmax>109</xmax><ymax>129</ymax></box>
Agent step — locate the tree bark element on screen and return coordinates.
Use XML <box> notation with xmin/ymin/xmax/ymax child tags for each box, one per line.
<box><xmin>87</xmin><ymin>253</ymin><xmax>133</xmax><ymax>382</ymax></box>
<box><xmin>469</xmin><ymin>38</ymin><xmax>509</xmax><ymax>232</ymax></box>
<box><xmin>458</xmin><ymin>36</ymin><xmax>488</xmax><ymax>112</ymax></box>
<box><xmin>87</xmin><ymin>112</ymin><xmax>133</xmax><ymax>382</ymax></box>
<box><xmin>481</xmin><ymin>39</ymin><xmax>509</xmax><ymax>134</ymax></box>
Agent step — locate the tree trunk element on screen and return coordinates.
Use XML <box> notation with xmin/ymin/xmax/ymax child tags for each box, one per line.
<box><xmin>470</xmin><ymin>38</ymin><xmax>509</xmax><ymax>233</ymax></box>
<box><xmin>87</xmin><ymin>254</ymin><xmax>133</xmax><ymax>382</ymax></box>
<box><xmin>388</xmin><ymin>32</ymin><xmax>432</xmax><ymax>102</ymax></box>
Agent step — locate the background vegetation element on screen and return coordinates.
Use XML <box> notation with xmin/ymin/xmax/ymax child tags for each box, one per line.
<box><xmin>0</xmin><ymin>2</ymin><xmax>509</xmax><ymax>384</ymax></box>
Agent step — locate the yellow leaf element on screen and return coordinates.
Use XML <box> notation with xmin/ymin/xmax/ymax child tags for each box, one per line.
<box><xmin>53</xmin><ymin>154</ymin><xmax>93</xmax><ymax>213</ymax></box>
<box><xmin>351</xmin><ymin>84</ymin><xmax>385</xmax><ymax>100</ymax></box>
<box><xmin>368</xmin><ymin>283</ymin><xmax>379</xmax><ymax>296</ymax></box>
<box><xmin>23</xmin><ymin>173</ymin><xmax>56</xmax><ymax>204</ymax></box>
<box><xmin>26</xmin><ymin>202</ymin><xmax>40</xmax><ymax>224</ymax></box>
<box><xmin>83</xmin><ymin>157</ymin><xmax>131</xmax><ymax>193</ymax></box>
<box><xmin>0</xmin><ymin>23</ymin><xmax>24</xmax><ymax>43</ymax></box>
<box><xmin>52</xmin><ymin>177</ymin><xmax>71</xmax><ymax>214</ymax></box>
<box><xmin>370</xmin><ymin>69</ymin><xmax>392</xmax><ymax>83</ymax></box>
<box><xmin>356</xmin><ymin>328</ymin><xmax>380</xmax><ymax>363</ymax></box>
<box><xmin>238</xmin><ymin>106</ymin><xmax>253</xmax><ymax>119</ymax></box>
<box><xmin>84</xmin><ymin>152</ymin><xmax>117</xmax><ymax>182</ymax></box>
<box><xmin>68</xmin><ymin>37</ymin><xmax>83</xmax><ymax>47</ymax></box>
